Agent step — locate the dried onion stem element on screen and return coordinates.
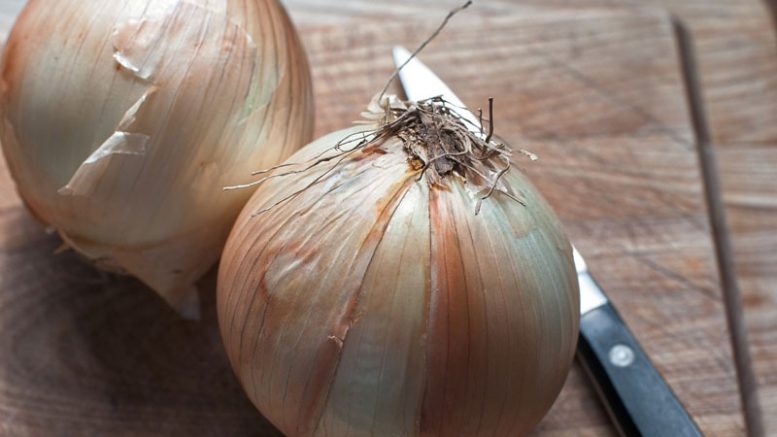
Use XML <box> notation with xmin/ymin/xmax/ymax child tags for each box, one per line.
<box><xmin>227</xmin><ymin>94</ymin><xmax>537</xmax><ymax>217</ymax></box>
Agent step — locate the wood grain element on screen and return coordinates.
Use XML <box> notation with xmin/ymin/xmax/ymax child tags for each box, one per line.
<box><xmin>718</xmin><ymin>145</ymin><xmax>777</xmax><ymax>434</ymax></box>
<box><xmin>289</xmin><ymin>0</ymin><xmax>777</xmax><ymax>149</ymax></box>
<box><xmin>0</xmin><ymin>1</ymin><xmax>753</xmax><ymax>436</ymax></box>
<box><xmin>649</xmin><ymin>0</ymin><xmax>777</xmax><ymax>145</ymax></box>
<box><xmin>639</xmin><ymin>2</ymin><xmax>777</xmax><ymax>433</ymax></box>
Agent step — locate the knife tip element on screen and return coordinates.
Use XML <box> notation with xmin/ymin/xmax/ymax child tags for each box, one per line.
<box><xmin>392</xmin><ymin>46</ymin><xmax>412</xmax><ymax>64</ymax></box>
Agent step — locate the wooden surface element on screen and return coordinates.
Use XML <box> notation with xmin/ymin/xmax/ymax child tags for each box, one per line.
<box><xmin>638</xmin><ymin>1</ymin><xmax>777</xmax><ymax>429</ymax></box>
<box><xmin>0</xmin><ymin>0</ymin><xmax>767</xmax><ymax>435</ymax></box>
<box><xmin>660</xmin><ymin>2</ymin><xmax>777</xmax><ymax>433</ymax></box>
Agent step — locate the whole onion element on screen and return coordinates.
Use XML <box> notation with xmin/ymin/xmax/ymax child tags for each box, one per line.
<box><xmin>218</xmin><ymin>96</ymin><xmax>579</xmax><ymax>435</ymax></box>
<box><xmin>0</xmin><ymin>0</ymin><xmax>314</xmax><ymax>314</ymax></box>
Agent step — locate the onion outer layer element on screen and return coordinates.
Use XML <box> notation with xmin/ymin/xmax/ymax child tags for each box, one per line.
<box><xmin>218</xmin><ymin>124</ymin><xmax>580</xmax><ymax>436</ymax></box>
<box><xmin>0</xmin><ymin>0</ymin><xmax>314</xmax><ymax>314</ymax></box>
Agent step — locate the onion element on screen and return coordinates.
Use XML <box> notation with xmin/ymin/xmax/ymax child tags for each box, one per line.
<box><xmin>218</xmin><ymin>96</ymin><xmax>579</xmax><ymax>435</ymax></box>
<box><xmin>0</xmin><ymin>0</ymin><xmax>314</xmax><ymax>315</ymax></box>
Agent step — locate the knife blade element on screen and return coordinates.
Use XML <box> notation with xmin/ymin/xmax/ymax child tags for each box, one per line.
<box><xmin>393</xmin><ymin>46</ymin><xmax>702</xmax><ymax>437</ymax></box>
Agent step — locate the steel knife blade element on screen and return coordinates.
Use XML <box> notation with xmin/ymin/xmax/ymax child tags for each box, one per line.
<box><xmin>393</xmin><ymin>46</ymin><xmax>702</xmax><ymax>437</ymax></box>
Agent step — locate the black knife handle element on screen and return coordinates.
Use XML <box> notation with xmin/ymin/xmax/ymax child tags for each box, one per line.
<box><xmin>578</xmin><ymin>303</ymin><xmax>703</xmax><ymax>437</ymax></box>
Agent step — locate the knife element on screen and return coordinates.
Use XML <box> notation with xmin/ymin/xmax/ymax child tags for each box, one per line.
<box><xmin>393</xmin><ymin>46</ymin><xmax>703</xmax><ymax>437</ymax></box>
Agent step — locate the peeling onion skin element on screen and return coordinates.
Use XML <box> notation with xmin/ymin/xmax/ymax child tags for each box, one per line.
<box><xmin>218</xmin><ymin>125</ymin><xmax>580</xmax><ymax>436</ymax></box>
<box><xmin>0</xmin><ymin>0</ymin><xmax>314</xmax><ymax>314</ymax></box>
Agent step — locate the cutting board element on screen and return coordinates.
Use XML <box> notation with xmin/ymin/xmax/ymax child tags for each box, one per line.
<box><xmin>0</xmin><ymin>4</ymin><xmax>744</xmax><ymax>436</ymax></box>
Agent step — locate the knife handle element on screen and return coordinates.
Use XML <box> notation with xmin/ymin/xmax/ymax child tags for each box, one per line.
<box><xmin>577</xmin><ymin>303</ymin><xmax>703</xmax><ymax>437</ymax></box>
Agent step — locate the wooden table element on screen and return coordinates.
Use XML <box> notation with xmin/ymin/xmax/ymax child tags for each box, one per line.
<box><xmin>1</xmin><ymin>0</ymin><xmax>773</xmax><ymax>435</ymax></box>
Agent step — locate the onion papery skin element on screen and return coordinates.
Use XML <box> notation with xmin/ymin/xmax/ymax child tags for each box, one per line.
<box><xmin>218</xmin><ymin>125</ymin><xmax>580</xmax><ymax>436</ymax></box>
<box><xmin>0</xmin><ymin>0</ymin><xmax>314</xmax><ymax>313</ymax></box>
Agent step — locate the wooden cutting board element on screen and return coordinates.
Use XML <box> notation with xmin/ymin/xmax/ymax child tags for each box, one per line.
<box><xmin>0</xmin><ymin>4</ymin><xmax>745</xmax><ymax>436</ymax></box>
